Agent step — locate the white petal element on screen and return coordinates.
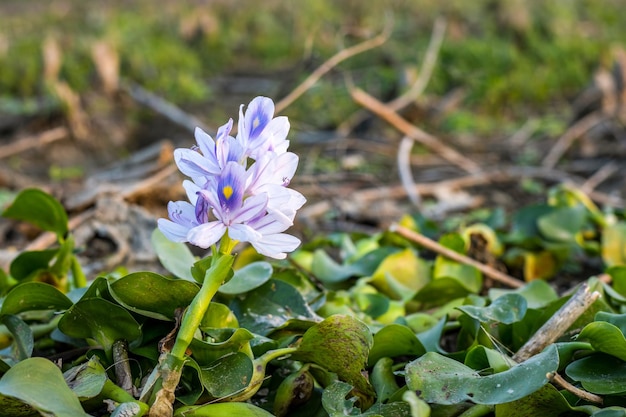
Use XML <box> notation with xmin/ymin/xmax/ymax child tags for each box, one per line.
<box><xmin>251</xmin><ymin>233</ymin><xmax>301</xmax><ymax>259</ymax></box>
<box><xmin>187</xmin><ymin>222</ymin><xmax>226</xmax><ymax>248</ymax></box>
<box><xmin>228</xmin><ymin>223</ymin><xmax>263</xmax><ymax>243</ymax></box>
<box><xmin>158</xmin><ymin>218</ymin><xmax>190</xmax><ymax>242</ymax></box>
<box><xmin>234</xmin><ymin>193</ymin><xmax>268</xmax><ymax>223</ymax></box>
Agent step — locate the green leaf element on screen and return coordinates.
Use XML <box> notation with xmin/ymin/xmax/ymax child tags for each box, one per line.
<box><xmin>190</xmin><ymin>328</ymin><xmax>254</xmax><ymax>365</ymax></box>
<box><xmin>174</xmin><ymin>401</ymin><xmax>276</xmax><ymax>417</ymax></box>
<box><xmin>9</xmin><ymin>249</ymin><xmax>57</xmax><ymax>282</ymax></box>
<box><xmin>311</xmin><ymin>249</ymin><xmax>360</xmax><ymax>284</ymax></box>
<box><xmin>2</xmin><ymin>189</ymin><xmax>68</xmax><ymax>238</ymax></box>
<box><xmin>406</xmin><ymin>344</ymin><xmax>559</xmax><ymax>404</ymax></box>
<box><xmin>1</xmin><ymin>315</ymin><xmax>33</xmax><ymax>361</ymax></box>
<box><xmin>231</xmin><ymin>279</ymin><xmax>319</xmax><ymax>336</ymax></box>
<box><xmin>537</xmin><ymin>205</ymin><xmax>586</xmax><ymax>243</ymax></box>
<box><xmin>489</xmin><ymin>280</ymin><xmax>558</xmax><ymax>309</ymax></box>
<box><xmin>108</xmin><ymin>271</ymin><xmax>199</xmax><ymax>320</ymax></box>
<box><xmin>151</xmin><ymin>228</ymin><xmax>196</xmax><ymax>281</ymax></box>
<box><xmin>603</xmin><ymin>222</ymin><xmax>626</xmax><ymax>267</ymax></box>
<box><xmin>199</xmin><ymin>351</ymin><xmax>254</xmax><ymax>398</ymax></box>
<box><xmin>58</xmin><ymin>298</ymin><xmax>141</xmax><ymax>353</ymax></box>
<box><xmin>0</xmin><ymin>357</ymin><xmax>89</xmax><ymax>416</ymax></box>
<box><xmin>368</xmin><ymin>249</ymin><xmax>430</xmax><ymax>300</ymax></box>
<box><xmin>494</xmin><ymin>384</ymin><xmax>589</xmax><ymax>417</ymax></box>
<box><xmin>413</xmin><ymin>277</ymin><xmax>473</xmax><ymax>307</ymax></box>
<box><xmin>293</xmin><ymin>315</ymin><xmax>375</xmax><ymax>397</ymax></box>
<box><xmin>200</xmin><ymin>302</ymin><xmax>239</xmax><ymax>329</ymax></box>
<box><xmin>1</xmin><ymin>282</ymin><xmax>73</xmax><ymax>315</ymax></box>
<box><xmin>368</xmin><ymin>324</ymin><xmax>426</xmax><ymax>366</ymax></box>
<box><xmin>464</xmin><ymin>346</ymin><xmax>515</xmax><ymax>373</ymax></box>
<box><xmin>566</xmin><ymin>353</ymin><xmax>626</xmax><ymax>394</ymax></box>
<box><xmin>63</xmin><ymin>357</ymin><xmax>108</xmax><ymax>399</ymax></box>
<box><xmin>577</xmin><ymin>320</ymin><xmax>626</xmax><ymax>361</ymax></box>
<box><xmin>218</xmin><ymin>261</ymin><xmax>273</xmax><ymax>295</ymax></box>
<box><xmin>321</xmin><ymin>381</ymin><xmax>410</xmax><ymax>417</ymax></box>
<box><xmin>458</xmin><ymin>294</ymin><xmax>527</xmax><ymax>324</ymax></box>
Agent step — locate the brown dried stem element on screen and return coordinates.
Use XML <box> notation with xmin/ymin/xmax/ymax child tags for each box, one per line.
<box><xmin>274</xmin><ymin>19</ymin><xmax>392</xmax><ymax>114</ymax></box>
<box><xmin>390</xmin><ymin>223</ymin><xmax>525</xmax><ymax>288</ymax></box>
<box><xmin>350</xmin><ymin>87</ymin><xmax>482</xmax><ymax>173</ymax></box>
<box><xmin>513</xmin><ymin>283</ymin><xmax>600</xmax><ymax>362</ymax></box>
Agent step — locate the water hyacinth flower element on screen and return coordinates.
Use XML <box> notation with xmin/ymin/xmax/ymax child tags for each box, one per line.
<box><xmin>158</xmin><ymin>96</ymin><xmax>305</xmax><ymax>259</ymax></box>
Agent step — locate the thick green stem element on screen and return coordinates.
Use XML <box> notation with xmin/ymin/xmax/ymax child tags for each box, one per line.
<box><xmin>70</xmin><ymin>255</ymin><xmax>87</xmax><ymax>289</ymax></box>
<box><xmin>170</xmin><ymin>253</ymin><xmax>234</xmax><ymax>360</ymax></box>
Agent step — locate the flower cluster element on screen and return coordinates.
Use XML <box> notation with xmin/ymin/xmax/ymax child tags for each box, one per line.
<box><xmin>158</xmin><ymin>97</ymin><xmax>305</xmax><ymax>259</ymax></box>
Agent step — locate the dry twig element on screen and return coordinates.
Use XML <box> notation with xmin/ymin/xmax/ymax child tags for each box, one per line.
<box><xmin>338</xmin><ymin>18</ymin><xmax>447</xmax><ymax>135</ymax></box>
<box><xmin>274</xmin><ymin>18</ymin><xmax>392</xmax><ymax>114</ymax></box>
<box><xmin>513</xmin><ymin>283</ymin><xmax>600</xmax><ymax>362</ymax></box>
<box><xmin>390</xmin><ymin>223</ymin><xmax>525</xmax><ymax>288</ymax></box>
<box><xmin>0</xmin><ymin>126</ymin><xmax>68</xmax><ymax>160</ymax></box>
<box><xmin>542</xmin><ymin>112</ymin><xmax>607</xmax><ymax>169</ymax></box>
<box><xmin>350</xmin><ymin>87</ymin><xmax>482</xmax><ymax>173</ymax></box>
<box><xmin>512</xmin><ymin>283</ymin><xmax>603</xmax><ymax>404</ymax></box>
<box><xmin>122</xmin><ymin>81</ymin><xmax>210</xmax><ymax>133</ymax></box>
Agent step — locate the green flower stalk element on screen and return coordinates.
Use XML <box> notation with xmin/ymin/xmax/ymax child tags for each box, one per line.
<box><xmin>146</xmin><ymin>96</ymin><xmax>305</xmax><ymax>416</ymax></box>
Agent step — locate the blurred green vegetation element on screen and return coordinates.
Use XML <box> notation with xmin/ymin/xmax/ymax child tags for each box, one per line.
<box><xmin>1</xmin><ymin>0</ymin><xmax>624</xmax><ymax>133</ymax></box>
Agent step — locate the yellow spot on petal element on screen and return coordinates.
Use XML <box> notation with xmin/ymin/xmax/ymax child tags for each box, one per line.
<box><xmin>253</xmin><ymin>117</ymin><xmax>260</xmax><ymax>129</ymax></box>
<box><xmin>222</xmin><ymin>185</ymin><xmax>234</xmax><ymax>200</ymax></box>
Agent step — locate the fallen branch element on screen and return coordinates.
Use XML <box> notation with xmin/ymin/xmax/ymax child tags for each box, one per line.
<box><xmin>0</xmin><ymin>126</ymin><xmax>68</xmax><ymax>160</ymax></box>
<box><xmin>350</xmin><ymin>87</ymin><xmax>482</xmax><ymax>173</ymax></box>
<box><xmin>542</xmin><ymin>112</ymin><xmax>607</xmax><ymax>169</ymax></box>
<box><xmin>513</xmin><ymin>283</ymin><xmax>600</xmax><ymax>362</ymax></box>
<box><xmin>390</xmin><ymin>223</ymin><xmax>525</xmax><ymax>288</ymax></box>
<box><xmin>550</xmin><ymin>373</ymin><xmax>603</xmax><ymax>405</ymax></box>
<box><xmin>338</xmin><ymin>18</ymin><xmax>447</xmax><ymax>135</ymax></box>
<box><xmin>512</xmin><ymin>283</ymin><xmax>603</xmax><ymax>404</ymax></box>
<box><xmin>274</xmin><ymin>18</ymin><xmax>392</xmax><ymax>114</ymax></box>
<box><xmin>121</xmin><ymin>81</ymin><xmax>210</xmax><ymax>133</ymax></box>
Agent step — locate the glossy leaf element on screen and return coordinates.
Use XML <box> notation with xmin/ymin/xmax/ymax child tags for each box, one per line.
<box><xmin>368</xmin><ymin>248</ymin><xmax>430</xmax><ymax>300</ymax></box>
<box><xmin>494</xmin><ymin>384</ymin><xmax>589</xmax><ymax>417</ymax></box>
<box><xmin>200</xmin><ymin>302</ymin><xmax>239</xmax><ymax>329</ymax></box>
<box><xmin>1</xmin><ymin>282</ymin><xmax>73</xmax><ymax>315</ymax></box>
<box><xmin>566</xmin><ymin>354</ymin><xmax>626</xmax><ymax>394</ymax></box>
<box><xmin>413</xmin><ymin>277</ymin><xmax>473</xmax><ymax>307</ymax></box>
<box><xmin>293</xmin><ymin>315</ymin><xmax>375</xmax><ymax>397</ymax></box>
<box><xmin>199</xmin><ymin>351</ymin><xmax>253</xmax><ymax>398</ymax></box>
<box><xmin>458</xmin><ymin>294</ymin><xmax>527</xmax><ymax>324</ymax></box>
<box><xmin>406</xmin><ymin>344</ymin><xmax>559</xmax><ymax>404</ymax></box>
<box><xmin>603</xmin><ymin>222</ymin><xmax>626</xmax><ymax>267</ymax></box>
<box><xmin>1</xmin><ymin>315</ymin><xmax>33</xmax><ymax>361</ymax></box>
<box><xmin>2</xmin><ymin>189</ymin><xmax>68</xmax><ymax>238</ymax></box>
<box><xmin>190</xmin><ymin>328</ymin><xmax>254</xmax><ymax>365</ymax></box>
<box><xmin>63</xmin><ymin>357</ymin><xmax>108</xmax><ymax>399</ymax></box>
<box><xmin>464</xmin><ymin>346</ymin><xmax>516</xmax><ymax>373</ymax></box>
<box><xmin>577</xmin><ymin>320</ymin><xmax>626</xmax><ymax>361</ymax></box>
<box><xmin>9</xmin><ymin>249</ymin><xmax>57</xmax><ymax>282</ymax></box>
<box><xmin>58</xmin><ymin>298</ymin><xmax>141</xmax><ymax>353</ymax></box>
<box><xmin>109</xmin><ymin>271</ymin><xmax>199</xmax><ymax>320</ymax></box>
<box><xmin>218</xmin><ymin>261</ymin><xmax>273</xmax><ymax>295</ymax></box>
<box><xmin>537</xmin><ymin>205</ymin><xmax>586</xmax><ymax>243</ymax></box>
<box><xmin>174</xmin><ymin>401</ymin><xmax>275</xmax><ymax>417</ymax></box>
<box><xmin>489</xmin><ymin>280</ymin><xmax>558</xmax><ymax>309</ymax></box>
<box><xmin>368</xmin><ymin>323</ymin><xmax>426</xmax><ymax>366</ymax></box>
<box><xmin>321</xmin><ymin>381</ymin><xmax>410</xmax><ymax>417</ymax></box>
<box><xmin>0</xmin><ymin>357</ymin><xmax>88</xmax><ymax>416</ymax></box>
<box><xmin>151</xmin><ymin>228</ymin><xmax>196</xmax><ymax>281</ymax></box>
<box><xmin>231</xmin><ymin>279</ymin><xmax>319</xmax><ymax>336</ymax></box>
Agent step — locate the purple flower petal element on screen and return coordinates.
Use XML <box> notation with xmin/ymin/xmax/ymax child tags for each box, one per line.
<box><xmin>174</xmin><ymin>148</ymin><xmax>221</xmax><ymax>178</ymax></box>
<box><xmin>194</xmin><ymin>127</ymin><xmax>217</xmax><ymax>161</ymax></box>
